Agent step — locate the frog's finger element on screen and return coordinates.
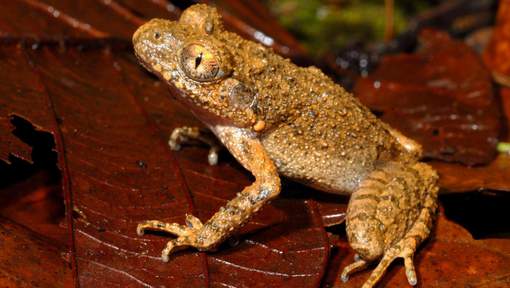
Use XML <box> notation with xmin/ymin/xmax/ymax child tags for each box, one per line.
<box><xmin>404</xmin><ymin>256</ymin><xmax>418</xmax><ymax>286</ymax></box>
<box><xmin>169</xmin><ymin>126</ymin><xmax>200</xmax><ymax>151</ymax></box>
<box><xmin>168</xmin><ymin>126</ymin><xmax>222</xmax><ymax>165</ymax></box>
<box><xmin>185</xmin><ymin>214</ymin><xmax>203</xmax><ymax>229</ymax></box>
<box><xmin>208</xmin><ymin>146</ymin><xmax>220</xmax><ymax>165</ymax></box>
<box><xmin>161</xmin><ymin>237</ymin><xmax>193</xmax><ymax>262</ymax></box>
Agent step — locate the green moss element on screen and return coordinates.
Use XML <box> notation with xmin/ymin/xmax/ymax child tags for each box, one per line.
<box><xmin>497</xmin><ymin>142</ymin><xmax>510</xmax><ymax>153</ymax></box>
<box><xmin>267</xmin><ymin>0</ymin><xmax>430</xmax><ymax>57</ymax></box>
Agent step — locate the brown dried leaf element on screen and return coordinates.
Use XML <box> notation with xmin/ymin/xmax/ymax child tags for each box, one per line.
<box><xmin>0</xmin><ymin>45</ymin><xmax>58</xmax><ymax>164</ymax></box>
<box><xmin>432</xmin><ymin>83</ymin><xmax>510</xmax><ymax>193</ymax></box>
<box><xmin>355</xmin><ymin>29</ymin><xmax>500</xmax><ymax>166</ymax></box>
<box><xmin>0</xmin><ymin>167</ymin><xmax>71</xmax><ymax>287</ymax></box>
<box><xmin>0</xmin><ymin>216</ymin><xmax>73</xmax><ymax>288</ymax></box>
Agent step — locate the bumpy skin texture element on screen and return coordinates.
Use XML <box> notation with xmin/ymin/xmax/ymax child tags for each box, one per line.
<box><xmin>132</xmin><ymin>4</ymin><xmax>439</xmax><ymax>288</ymax></box>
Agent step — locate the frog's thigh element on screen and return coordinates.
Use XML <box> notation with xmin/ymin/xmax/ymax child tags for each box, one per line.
<box><xmin>343</xmin><ymin>162</ymin><xmax>438</xmax><ymax>288</ymax></box>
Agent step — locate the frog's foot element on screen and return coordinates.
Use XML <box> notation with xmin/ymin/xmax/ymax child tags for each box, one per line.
<box><xmin>343</xmin><ymin>162</ymin><xmax>438</xmax><ymax>288</ymax></box>
<box><xmin>137</xmin><ymin>214</ymin><xmax>208</xmax><ymax>262</ymax></box>
<box><xmin>169</xmin><ymin>126</ymin><xmax>222</xmax><ymax>165</ymax></box>
<box><xmin>342</xmin><ymin>235</ymin><xmax>420</xmax><ymax>288</ymax></box>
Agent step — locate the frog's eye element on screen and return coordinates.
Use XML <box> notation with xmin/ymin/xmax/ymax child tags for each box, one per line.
<box><xmin>179</xmin><ymin>43</ymin><xmax>225</xmax><ymax>82</ymax></box>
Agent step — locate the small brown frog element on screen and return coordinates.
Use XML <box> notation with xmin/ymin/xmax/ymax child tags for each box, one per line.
<box><xmin>132</xmin><ymin>4</ymin><xmax>439</xmax><ymax>288</ymax></box>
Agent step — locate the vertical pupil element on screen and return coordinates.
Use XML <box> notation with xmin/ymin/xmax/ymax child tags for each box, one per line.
<box><xmin>194</xmin><ymin>52</ymin><xmax>203</xmax><ymax>69</ymax></box>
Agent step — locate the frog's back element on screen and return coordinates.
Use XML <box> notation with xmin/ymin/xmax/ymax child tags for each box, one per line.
<box><xmin>258</xmin><ymin>66</ymin><xmax>407</xmax><ymax>194</ymax></box>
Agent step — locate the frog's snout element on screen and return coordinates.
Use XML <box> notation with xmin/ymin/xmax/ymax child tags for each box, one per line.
<box><xmin>132</xmin><ymin>19</ymin><xmax>174</xmax><ymax>46</ymax></box>
<box><xmin>133</xmin><ymin>19</ymin><xmax>159</xmax><ymax>45</ymax></box>
<box><xmin>132</xmin><ymin>25</ymin><xmax>143</xmax><ymax>45</ymax></box>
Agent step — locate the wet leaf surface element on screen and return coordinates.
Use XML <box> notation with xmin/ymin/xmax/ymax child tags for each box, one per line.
<box><xmin>0</xmin><ymin>44</ymin><xmax>58</xmax><ymax>166</ymax></box>
<box><xmin>431</xmin><ymin>82</ymin><xmax>510</xmax><ymax>193</ymax></box>
<box><xmin>0</xmin><ymin>216</ymin><xmax>73</xmax><ymax>288</ymax></box>
<box><xmin>0</xmin><ymin>1</ymin><xmax>509</xmax><ymax>288</ymax></box>
<box><xmin>355</xmin><ymin>29</ymin><xmax>501</xmax><ymax>166</ymax></box>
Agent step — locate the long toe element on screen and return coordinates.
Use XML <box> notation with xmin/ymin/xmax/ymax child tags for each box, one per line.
<box><xmin>404</xmin><ymin>256</ymin><xmax>418</xmax><ymax>286</ymax></box>
<box><xmin>341</xmin><ymin>259</ymin><xmax>368</xmax><ymax>283</ymax></box>
<box><xmin>360</xmin><ymin>253</ymin><xmax>396</xmax><ymax>288</ymax></box>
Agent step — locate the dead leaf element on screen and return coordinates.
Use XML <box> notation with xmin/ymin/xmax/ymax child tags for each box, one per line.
<box><xmin>0</xmin><ymin>216</ymin><xmax>73</xmax><ymax>288</ymax></box>
<box><xmin>355</xmin><ymin>29</ymin><xmax>500</xmax><ymax>166</ymax></box>
<box><xmin>432</xmin><ymin>83</ymin><xmax>510</xmax><ymax>193</ymax></box>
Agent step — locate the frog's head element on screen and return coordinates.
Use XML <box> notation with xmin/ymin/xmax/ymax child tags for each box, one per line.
<box><xmin>133</xmin><ymin>4</ymin><xmax>259</xmax><ymax>128</ymax></box>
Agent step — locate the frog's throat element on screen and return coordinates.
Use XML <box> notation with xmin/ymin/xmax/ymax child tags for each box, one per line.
<box><xmin>166</xmin><ymin>82</ymin><xmax>239</xmax><ymax>128</ymax></box>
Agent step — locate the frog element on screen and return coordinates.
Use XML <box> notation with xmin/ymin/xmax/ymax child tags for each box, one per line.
<box><xmin>132</xmin><ymin>4</ymin><xmax>439</xmax><ymax>288</ymax></box>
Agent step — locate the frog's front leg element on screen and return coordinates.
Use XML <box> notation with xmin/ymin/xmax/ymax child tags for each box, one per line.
<box><xmin>342</xmin><ymin>162</ymin><xmax>438</xmax><ymax>288</ymax></box>
<box><xmin>138</xmin><ymin>125</ymin><xmax>280</xmax><ymax>261</ymax></box>
<box><xmin>169</xmin><ymin>126</ymin><xmax>222</xmax><ymax>165</ymax></box>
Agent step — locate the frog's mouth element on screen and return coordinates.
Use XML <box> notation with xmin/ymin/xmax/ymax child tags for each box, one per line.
<box><xmin>132</xmin><ymin>43</ymin><xmax>170</xmax><ymax>83</ymax></box>
<box><xmin>164</xmin><ymin>79</ymin><xmax>237</xmax><ymax>128</ymax></box>
<box><xmin>133</xmin><ymin>52</ymin><xmax>153</xmax><ymax>74</ymax></box>
<box><xmin>132</xmin><ymin>44</ymin><xmax>153</xmax><ymax>74</ymax></box>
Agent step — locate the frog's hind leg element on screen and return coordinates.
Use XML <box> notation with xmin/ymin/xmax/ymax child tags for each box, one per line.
<box><xmin>341</xmin><ymin>256</ymin><xmax>369</xmax><ymax>282</ymax></box>
<box><xmin>342</xmin><ymin>162</ymin><xmax>438</xmax><ymax>288</ymax></box>
<box><xmin>168</xmin><ymin>126</ymin><xmax>222</xmax><ymax>165</ymax></box>
<box><xmin>345</xmin><ymin>210</ymin><xmax>433</xmax><ymax>287</ymax></box>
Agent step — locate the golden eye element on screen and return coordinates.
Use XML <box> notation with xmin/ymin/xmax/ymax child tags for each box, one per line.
<box><xmin>179</xmin><ymin>44</ymin><xmax>222</xmax><ymax>82</ymax></box>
